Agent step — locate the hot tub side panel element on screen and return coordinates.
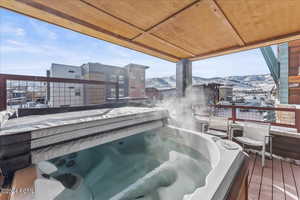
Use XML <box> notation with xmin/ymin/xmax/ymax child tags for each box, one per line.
<box><xmin>225</xmin><ymin>153</ymin><xmax>249</xmax><ymax>200</ymax></box>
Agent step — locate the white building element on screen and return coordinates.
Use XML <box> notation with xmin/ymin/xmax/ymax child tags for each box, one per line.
<box><xmin>49</xmin><ymin>63</ymin><xmax>84</xmax><ymax>107</ymax></box>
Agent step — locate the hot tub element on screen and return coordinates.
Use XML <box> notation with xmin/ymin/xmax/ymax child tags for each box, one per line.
<box><xmin>35</xmin><ymin>126</ymin><xmax>248</xmax><ymax>200</ymax></box>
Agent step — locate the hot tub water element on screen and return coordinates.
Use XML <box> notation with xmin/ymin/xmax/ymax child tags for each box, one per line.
<box><xmin>46</xmin><ymin>129</ymin><xmax>211</xmax><ymax>200</ymax></box>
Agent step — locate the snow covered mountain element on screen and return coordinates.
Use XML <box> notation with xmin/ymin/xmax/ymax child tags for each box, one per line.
<box><xmin>146</xmin><ymin>74</ymin><xmax>275</xmax><ymax>91</ymax></box>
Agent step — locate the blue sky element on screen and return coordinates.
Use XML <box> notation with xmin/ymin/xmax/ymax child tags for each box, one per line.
<box><xmin>0</xmin><ymin>8</ymin><xmax>272</xmax><ymax>78</ymax></box>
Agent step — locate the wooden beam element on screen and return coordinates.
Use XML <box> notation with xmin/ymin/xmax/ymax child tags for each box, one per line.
<box><xmin>289</xmin><ymin>75</ymin><xmax>300</xmax><ymax>83</ymax></box>
<box><xmin>144</xmin><ymin>0</ymin><xmax>200</xmax><ymax>32</ymax></box>
<box><xmin>133</xmin><ymin>32</ymin><xmax>196</xmax><ymax>57</ymax></box>
<box><xmin>208</xmin><ymin>0</ymin><xmax>245</xmax><ymax>46</ymax></box>
<box><xmin>190</xmin><ymin>31</ymin><xmax>300</xmax><ymax>61</ymax></box>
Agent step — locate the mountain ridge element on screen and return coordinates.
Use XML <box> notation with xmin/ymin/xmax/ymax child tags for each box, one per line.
<box><xmin>146</xmin><ymin>74</ymin><xmax>275</xmax><ymax>91</ymax></box>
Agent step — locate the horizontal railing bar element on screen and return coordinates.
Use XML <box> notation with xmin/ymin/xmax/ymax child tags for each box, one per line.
<box><xmin>0</xmin><ymin>73</ymin><xmax>116</xmax><ymax>85</ymax></box>
<box><xmin>231</xmin><ymin>118</ymin><xmax>296</xmax><ymax>128</ymax></box>
<box><xmin>213</xmin><ymin>104</ymin><xmax>296</xmax><ymax>112</ymax></box>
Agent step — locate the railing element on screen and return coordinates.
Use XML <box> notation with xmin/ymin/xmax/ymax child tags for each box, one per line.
<box><xmin>212</xmin><ymin>104</ymin><xmax>300</xmax><ymax>132</ymax></box>
<box><xmin>0</xmin><ymin>73</ymin><xmax>118</xmax><ymax>111</ymax></box>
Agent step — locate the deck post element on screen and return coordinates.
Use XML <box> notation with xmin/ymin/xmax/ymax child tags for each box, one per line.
<box><xmin>176</xmin><ymin>59</ymin><xmax>192</xmax><ymax>97</ymax></box>
<box><xmin>0</xmin><ymin>76</ymin><xmax>7</xmax><ymax>111</ymax></box>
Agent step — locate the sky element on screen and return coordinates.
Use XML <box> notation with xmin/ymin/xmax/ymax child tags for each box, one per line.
<box><xmin>0</xmin><ymin>8</ymin><xmax>272</xmax><ymax>78</ymax></box>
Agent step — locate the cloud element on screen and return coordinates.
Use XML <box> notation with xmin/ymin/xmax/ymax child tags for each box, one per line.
<box><xmin>0</xmin><ymin>24</ymin><xmax>26</xmax><ymax>36</ymax></box>
<box><xmin>6</xmin><ymin>40</ymin><xmax>26</xmax><ymax>46</ymax></box>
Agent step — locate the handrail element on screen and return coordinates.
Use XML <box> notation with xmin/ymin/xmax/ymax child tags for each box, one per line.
<box><xmin>213</xmin><ymin>104</ymin><xmax>297</xmax><ymax>112</ymax></box>
<box><xmin>0</xmin><ymin>73</ymin><xmax>116</xmax><ymax>85</ymax></box>
<box><xmin>211</xmin><ymin>104</ymin><xmax>299</xmax><ymax>132</ymax></box>
<box><xmin>0</xmin><ymin>73</ymin><xmax>119</xmax><ymax>111</ymax></box>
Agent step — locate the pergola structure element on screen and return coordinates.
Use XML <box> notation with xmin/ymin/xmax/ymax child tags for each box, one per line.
<box><xmin>2</xmin><ymin>0</ymin><xmax>300</xmax><ymax>95</ymax></box>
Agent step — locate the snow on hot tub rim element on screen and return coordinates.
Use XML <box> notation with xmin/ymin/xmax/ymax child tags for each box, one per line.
<box><xmin>165</xmin><ymin>125</ymin><xmax>245</xmax><ymax>200</ymax></box>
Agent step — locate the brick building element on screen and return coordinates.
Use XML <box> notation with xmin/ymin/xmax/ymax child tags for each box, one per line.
<box><xmin>288</xmin><ymin>40</ymin><xmax>300</xmax><ymax>104</ymax></box>
<box><xmin>125</xmin><ymin>64</ymin><xmax>148</xmax><ymax>98</ymax></box>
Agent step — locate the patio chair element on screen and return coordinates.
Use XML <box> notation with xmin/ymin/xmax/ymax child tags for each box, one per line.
<box><xmin>203</xmin><ymin>116</ymin><xmax>229</xmax><ymax>138</ymax></box>
<box><xmin>233</xmin><ymin>122</ymin><xmax>272</xmax><ymax>167</ymax></box>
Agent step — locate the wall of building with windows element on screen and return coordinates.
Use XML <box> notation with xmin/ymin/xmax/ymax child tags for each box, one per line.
<box><xmin>50</xmin><ymin>63</ymin><xmax>84</xmax><ymax>107</ymax></box>
<box><xmin>50</xmin><ymin>62</ymin><xmax>148</xmax><ymax>107</ymax></box>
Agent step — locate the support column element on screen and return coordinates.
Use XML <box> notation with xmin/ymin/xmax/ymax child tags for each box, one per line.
<box><xmin>176</xmin><ymin>59</ymin><xmax>192</xmax><ymax>97</ymax></box>
<box><xmin>278</xmin><ymin>43</ymin><xmax>289</xmax><ymax>104</ymax></box>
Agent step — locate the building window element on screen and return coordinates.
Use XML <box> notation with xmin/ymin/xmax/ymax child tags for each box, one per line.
<box><xmin>119</xmin><ymin>88</ymin><xmax>125</xmax><ymax>97</ymax></box>
<box><xmin>68</xmin><ymin>70</ymin><xmax>75</xmax><ymax>73</ymax></box>
<box><xmin>110</xmin><ymin>75</ymin><xmax>117</xmax><ymax>82</ymax></box>
<box><xmin>119</xmin><ymin>75</ymin><xmax>124</xmax><ymax>84</ymax></box>
<box><xmin>75</xmin><ymin>88</ymin><xmax>81</xmax><ymax>96</ymax></box>
<box><xmin>110</xmin><ymin>88</ymin><xmax>116</xmax><ymax>97</ymax></box>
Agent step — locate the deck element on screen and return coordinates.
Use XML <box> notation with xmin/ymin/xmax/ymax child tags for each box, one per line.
<box><xmin>248</xmin><ymin>153</ymin><xmax>300</xmax><ymax>200</ymax></box>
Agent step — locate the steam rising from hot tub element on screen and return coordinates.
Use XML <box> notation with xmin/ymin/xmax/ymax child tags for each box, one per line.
<box><xmin>157</xmin><ymin>85</ymin><xmax>208</xmax><ymax>130</ymax></box>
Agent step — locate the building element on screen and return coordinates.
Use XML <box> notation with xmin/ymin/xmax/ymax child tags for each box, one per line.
<box><xmin>49</xmin><ymin>62</ymin><xmax>148</xmax><ymax>107</ymax></box>
<box><xmin>125</xmin><ymin>64</ymin><xmax>149</xmax><ymax>98</ymax></box>
<box><xmin>82</xmin><ymin>63</ymin><xmax>128</xmax><ymax>99</ymax></box>
<box><xmin>145</xmin><ymin>87</ymin><xmax>161</xmax><ymax>102</ymax></box>
<box><xmin>192</xmin><ymin>83</ymin><xmax>221</xmax><ymax>105</ymax></box>
<box><xmin>158</xmin><ymin>88</ymin><xmax>177</xmax><ymax>100</ymax></box>
<box><xmin>219</xmin><ymin>85</ymin><xmax>233</xmax><ymax>102</ymax></box>
<box><xmin>278</xmin><ymin>41</ymin><xmax>300</xmax><ymax>105</ymax></box>
<box><xmin>49</xmin><ymin>63</ymin><xmax>85</xmax><ymax>107</ymax></box>
<box><xmin>287</xmin><ymin>40</ymin><xmax>300</xmax><ymax>104</ymax></box>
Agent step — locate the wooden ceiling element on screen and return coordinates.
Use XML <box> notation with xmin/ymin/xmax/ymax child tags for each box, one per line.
<box><xmin>2</xmin><ymin>0</ymin><xmax>300</xmax><ymax>62</ymax></box>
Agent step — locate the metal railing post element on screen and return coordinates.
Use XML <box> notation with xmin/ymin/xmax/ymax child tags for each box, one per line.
<box><xmin>232</xmin><ymin>105</ymin><xmax>237</xmax><ymax>123</ymax></box>
<box><xmin>116</xmin><ymin>76</ymin><xmax>119</xmax><ymax>101</ymax></box>
<box><xmin>46</xmin><ymin>70</ymin><xmax>50</xmax><ymax>105</ymax></box>
<box><xmin>0</xmin><ymin>76</ymin><xmax>7</xmax><ymax>111</ymax></box>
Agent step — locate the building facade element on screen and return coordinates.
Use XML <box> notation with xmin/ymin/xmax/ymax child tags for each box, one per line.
<box><xmin>287</xmin><ymin>40</ymin><xmax>300</xmax><ymax>104</ymax></box>
<box><xmin>49</xmin><ymin>62</ymin><xmax>148</xmax><ymax>107</ymax></box>
<box><xmin>145</xmin><ymin>87</ymin><xmax>162</xmax><ymax>102</ymax></box>
<box><xmin>219</xmin><ymin>85</ymin><xmax>233</xmax><ymax>102</ymax></box>
<box><xmin>125</xmin><ymin>64</ymin><xmax>148</xmax><ymax>98</ymax></box>
<box><xmin>278</xmin><ymin>41</ymin><xmax>300</xmax><ymax>105</ymax></box>
<box><xmin>49</xmin><ymin>63</ymin><xmax>85</xmax><ymax>107</ymax></box>
<box><xmin>82</xmin><ymin>63</ymin><xmax>128</xmax><ymax>99</ymax></box>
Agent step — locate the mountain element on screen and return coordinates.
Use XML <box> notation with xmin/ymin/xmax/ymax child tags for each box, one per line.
<box><xmin>146</xmin><ymin>74</ymin><xmax>275</xmax><ymax>91</ymax></box>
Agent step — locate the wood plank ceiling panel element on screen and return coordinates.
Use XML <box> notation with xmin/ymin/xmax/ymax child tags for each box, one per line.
<box><xmin>24</xmin><ymin>0</ymin><xmax>142</xmax><ymax>39</ymax></box>
<box><xmin>217</xmin><ymin>0</ymin><xmax>300</xmax><ymax>44</ymax></box>
<box><xmin>82</xmin><ymin>0</ymin><xmax>197</xmax><ymax>30</ymax></box>
<box><xmin>149</xmin><ymin>0</ymin><xmax>241</xmax><ymax>55</ymax></box>
<box><xmin>0</xmin><ymin>0</ymin><xmax>180</xmax><ymax>62</ymax></box>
